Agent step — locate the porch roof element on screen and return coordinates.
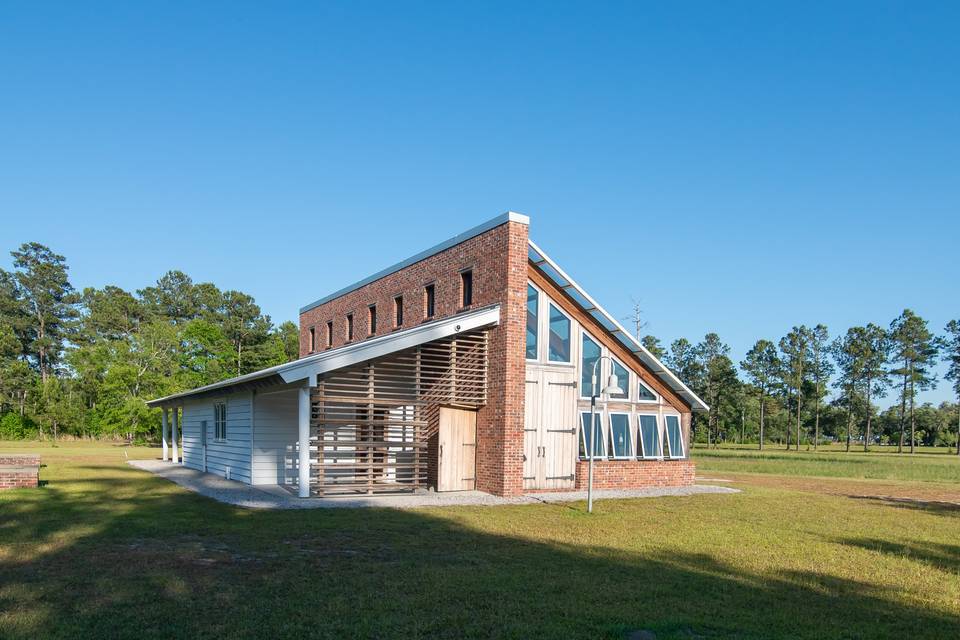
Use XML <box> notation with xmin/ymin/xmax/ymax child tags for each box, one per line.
<box><xmin>146</xmin><ymin>304</ymin><xmax>501</xmax><ymax>408</ymax></box>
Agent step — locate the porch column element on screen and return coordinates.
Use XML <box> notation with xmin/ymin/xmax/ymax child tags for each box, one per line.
<box><xmin>161</xmin><ymin>407</ymin><xmax>169</xmax><ymax>461</ymax></box>
<box><xmin>171</xmin><ymin>405</ymin><xmax>179</xmax><ymax>464</ymax></box>
<box><xmin>298</xmin><ymin>385</ymin><xmax>311</xmax><ymax>498</ymax></box>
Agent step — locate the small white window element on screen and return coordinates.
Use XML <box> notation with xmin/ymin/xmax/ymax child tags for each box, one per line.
<box><xmin>579</xmin><ymin>412</ymin><xmax>605</xmax><ymax>459</ymax></box>
<box><xmin>637</xmin><ymin>414</ymin><xmax>662</xmax><ymax>459</ymax></box>
<box><xmin>664</xmin><ymin>415</ymin><xmax>684</xmax><ymax>459</ymax></box>
<box><xmin>548</xmin><ymin>304</ymin><xmax>571</xmax><ymax>362</ymax></box>
<box><xmin>214</xmin><ymin>402</ymin><xmax>227</xmax><ymax>441</ymax></box>
<box><xmin>608</xmin><ymin>413</ymin><xmax>633</xmax><ymax>459</ymax></box>
<box><xmin>637</xmin><ymin>379</ymin><xmax>657</xmax><ymax>402</ymax></box>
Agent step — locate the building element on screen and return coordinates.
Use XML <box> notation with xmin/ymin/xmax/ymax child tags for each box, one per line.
<box><xmin>147</xmin><ymin>213</ymin><xmax>708</xmax><ymax>497</ymax></box>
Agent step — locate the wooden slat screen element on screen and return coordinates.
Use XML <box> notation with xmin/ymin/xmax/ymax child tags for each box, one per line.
<box><xmin>310</xmin><ymin>330</ymin><xmax>488</xmax><ymax>496</ymax></box>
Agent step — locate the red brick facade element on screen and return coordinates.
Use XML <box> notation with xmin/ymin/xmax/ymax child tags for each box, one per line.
<box><xmin>298</xmin><ymin>216</ymin><xmax>696</xmax><ymax>497</ymax></box>
<box><xmin>299</xmin><ymin>219</ymin><xmax>529</xmax><ymax>496</ymax></box>
<box><xmin>572</xmin><ymin>460</ymin><xmax>695</xmax><ymax>490</ymax></box>
<box><xmin>0</xmin><ymin>456</ymin><xmax>40</xmax><ymax>490</ymax></box>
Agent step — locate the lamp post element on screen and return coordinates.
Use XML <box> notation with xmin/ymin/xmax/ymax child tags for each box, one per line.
<box><xmin>588</xmin><ymin>356</ymin><xmax>623</xmax><ymax>513</ymax></box>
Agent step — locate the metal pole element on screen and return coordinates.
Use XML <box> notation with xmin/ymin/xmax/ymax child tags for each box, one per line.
<box><xmin>587</xmin><ymin>357</ymin><xmax>603</xmax><ymax>514</ymax></box>
<box><xmin>587</xmin><ymin>395</ymin><xmax>596</xmax><ymax>513</ymax></box>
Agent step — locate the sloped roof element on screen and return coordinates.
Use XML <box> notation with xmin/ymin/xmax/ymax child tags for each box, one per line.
<box><xmin>528</xmin><ymin>240</ymin><xmax>709</xmax><ymax>412</ymax></box>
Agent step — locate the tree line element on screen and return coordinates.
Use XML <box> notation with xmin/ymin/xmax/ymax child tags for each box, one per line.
<box><xmin>1</xmin><ymin>240</ymin><xmax>958</xmax><ymax>453</ymax></box>
<box><xmin>0</xmin><ymin>242</ymin><xmax>298</xmax><ymax>440</ymax></box>
<box><xmin>640</xmin><ymin>312</ymin><xmax>960</xmax><ymax>454</ymax></box>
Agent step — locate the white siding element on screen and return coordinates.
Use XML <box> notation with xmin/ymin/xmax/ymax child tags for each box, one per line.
<box><xmin>180</xmin><ymin>393</ymin><xmax>252</xmax><ymax>484</ymax></box>
<box><xmin>251</xmin><ymin>389</ymin><xmax>299</xmax><ymax>486</ymax></box>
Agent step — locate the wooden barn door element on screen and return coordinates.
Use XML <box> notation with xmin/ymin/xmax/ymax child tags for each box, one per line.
<box><xmin>540</xmin><ymin>370</ymin><xmax>577</xmax><ymax>489</ymax></box>
<box><xmin>438</xmin><ymin>407</ymin><xmax>477</xmax><ymax>492</ymax></box>
<box><xmin>523</xmin><ymin>372</ymin><xmax>543</xmax><ymax>490</ymax></box>
<box><xmin>523</xmin><ymin>368</ymin><xmax>577</xmax><ymax>490</ymax></box>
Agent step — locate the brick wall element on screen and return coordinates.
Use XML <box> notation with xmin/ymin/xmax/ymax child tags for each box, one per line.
<box><xmin>568</xmin><ymin>459</ymin><xmax>696</xmax><ymax>490</ymax></box>
<box><xmin>299</xmin><ymin>219</ymin><xmax>530</xmax><ymax>496</ymax></box>
<box><xmin>0</xmin><ymin>456</ymin><xmax>41</xmax><ymax>490</ymax></box>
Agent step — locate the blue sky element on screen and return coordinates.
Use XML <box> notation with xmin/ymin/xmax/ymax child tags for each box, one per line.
<box><xmin>1</xmin><ymin>2</ymin><xmax>957</xmax><ymax>407</ymax></box>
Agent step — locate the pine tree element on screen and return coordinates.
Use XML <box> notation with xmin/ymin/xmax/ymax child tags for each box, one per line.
<box><xmin>889</xmin><ymin>310</ymin><xmax>940</xmax><ymax>453</ymax></box>
<box><xmin>808</xmin><ymin>325</ymin><xmax>833</xmax><ymax>450</ymax></box>
<box><xmin>779</xmin><ymin>326</ymin><xmax>811</xmax><ymax>451</ymax></box>
<box><xmin>741</xmin><ymin>339</ymin><xmax>780</xmax><ymax>450</ymax></box>
<box><xmin>944</xmin><ymin>320</ymin><xmax>960</xmax><ymax>456</ymax></box>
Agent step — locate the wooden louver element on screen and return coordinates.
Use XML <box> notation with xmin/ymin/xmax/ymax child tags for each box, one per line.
<box><xmin>310</xmin><ymin>330</ymin><xmax>488</xmax><ymax>496</ymax></box>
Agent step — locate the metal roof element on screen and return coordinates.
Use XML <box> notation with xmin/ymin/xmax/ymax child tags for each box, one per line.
<box><xmin>147</xmin><ymin>304</ymin><xmax>501</xmax><ymax>407</ymax></box>
<box><xmin>527</xmin><ymin>240</ymin><xmax>709</xmax><ymax>412</ymax></box>
<box><xmin>299</xmin><ymin>212</ymin><xmax>529</xmax><ymax>315</ymax></box>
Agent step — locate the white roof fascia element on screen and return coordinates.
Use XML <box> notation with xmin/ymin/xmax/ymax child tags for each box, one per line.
<box><xmin>527</xmin><ymin>240</ymin><xmax>709</xmax><ymax>412</ymax></box>
<box><xmin>280</xmin><ymin>304</ymin><xmax>501</xmax><ymax>383</ymax></box>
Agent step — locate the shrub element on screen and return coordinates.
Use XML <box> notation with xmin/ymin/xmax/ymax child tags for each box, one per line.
<box><xmin>0</xmin><ymin>412</ymin><xmax>38</xmax><ymax>439</ymax></box>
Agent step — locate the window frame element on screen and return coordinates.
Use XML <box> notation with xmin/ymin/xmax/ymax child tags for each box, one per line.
<box><xmin>637</xmin><ymin>379</ymin><xmax>658</xmax><ymax>403</ymax></box>
<box><xmin>214</xmin><ymin>401</ymin><xmax>227</xmax><ymax>442</ymax></box>
<box><xmin>460</xmin><ymin>269</ymin><xmax>473</xmax><ymax>307</ymax></box>
<box><xmin>326</xmin><ymin>321</ymin><xmax>333</xmax><ymax>347</ymax></box>
<box><xmin>580</xmin><ymin>332</ymin><xmax>601</xmax><ymax>398</ymax></box>
<box><xmin>394</xmin><ymin>295</ymin><xmax>403</xmax><ymax>327</ymax></box>
<box><xmin>346</xmin><ymin>313</ymin><xmax>354</xmax><ymax>342</ymax></box>
<box><xmin>308</xmin><ymin>326</ymin><xmax>316</xmax><ymax>352</ymax></box>
<box><xmin>525</xmin><ymin>283</ymin><xmax>540</xmax><ymax>361</ymax></box>
<box><xmin>578</xmin><ymin>411</ymin><xmax>606</xmax><ymax>460</ymax></box>
<box><xmin>637</xmin><ymin>413</ymin><xmax>663</xmax><ymax>459</ymax></box>
<box><xmin>664</xmin><ymin>414</ymin><xmax>685</xmax><ymax>459</ymax></box>
<box><xmin>547</xmin><ymin>303</ymin><xmax>572</xmax><ymax>363</ymax></box>
<box><xmin>607</xmin><ymin>411</ymin><xmax>634</xmax><ymax>459</ymax></box>
<box><xmin>368</xmin><ymin>304</ymin><xmax>377</xmax><ymax>336</ymax></box>
<box><xmin>609</xmin><ymin>357</ymin><xmax>630</xmax><ymax>400</ymax></box>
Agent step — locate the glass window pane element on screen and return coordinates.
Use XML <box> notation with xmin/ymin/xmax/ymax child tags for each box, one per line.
<box><xmin>638</xmin><ymin>380</ymin><xmax>657</xmax><ymax>401</ymax></box>
<box><xmin>665</xmin><ymin>415</ymin><xmax>684</xmax><ymax>458</ymax></box>
<box><xmin>526</xmin><ymin>285</ymin><xmax>538</xmax><ymax>359</ymax></box>
<box><xmin>611</xmin><ymin>360</ymin><xmax>629</xmax><ymax>399</ymax></box>
<box><xmin>580</xmin><ymin>334</ymin><xmax>601</xmax><ymax>397</ymax></box>
<box><xmin>638</xmin><ymin>415</ymin><xmax>661</xmax><ymax>458</ymax></box>
<box><xmin>579</xmin><ymin>413</ymin><xmax>604</xmax><ymax>459</ymax></box>
<box><xmin>609</xmin><ymin>414</ymin><xmax>631</xmax><ymax>458</ymax></box>
<box><xmin>548</xmin><ymin>304</ymin><xmax>571</xmax><ymax>362</ymax></box>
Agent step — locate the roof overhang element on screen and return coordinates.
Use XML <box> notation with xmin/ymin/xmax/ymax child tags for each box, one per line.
<box><xmin>527</xmin><ymin>240</ymin><xmax>709</xmax><ymax>413</ymax></box>
<box><xmin>147</xmin><ymin>304</ymin><xmax>501</xmax><ymax>408</ymax></box>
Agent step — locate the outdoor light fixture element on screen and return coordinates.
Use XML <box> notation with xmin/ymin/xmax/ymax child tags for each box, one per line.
<box><xmin>588</xmin><ymin>357</ymin><xmax>623</xmax><ymax>513</ymax></box>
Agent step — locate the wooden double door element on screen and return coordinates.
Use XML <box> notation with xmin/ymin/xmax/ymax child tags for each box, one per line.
<box><xmin>524</xmin><ymin>368</ymin><xmax>577</xmax><ymax>490</ymax></box>
<box><xmin>437</xmin><ymin>407</ymin><xmax>477</xmax><ymax>492</ymax></box>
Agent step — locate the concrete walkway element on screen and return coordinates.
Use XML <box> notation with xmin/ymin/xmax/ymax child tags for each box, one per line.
<box><xmin>129</xmin><ymin>459</ymin><xmax>739</xmax><ymax>510</ymax></box>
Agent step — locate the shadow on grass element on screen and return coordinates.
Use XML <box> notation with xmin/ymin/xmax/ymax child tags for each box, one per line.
<box><xmin>833</xmin><ymin>536</ymin><xmax>960</xmax><ymax>574</ymax></box>
<box><xmin>847</xmin><ymin>494</ymin><xmax>960</xmax><ymax>517</ymax></box>
<box><xmin>1</xmin><ymin>464</ymin><xmax>958</xmax><ymax>640</ymax></box>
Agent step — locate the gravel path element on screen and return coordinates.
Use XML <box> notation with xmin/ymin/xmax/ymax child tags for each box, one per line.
<box><xmin>129</xmin><ymin>459</ymin><xmax>739</xmax><ymax>510</ymax></box>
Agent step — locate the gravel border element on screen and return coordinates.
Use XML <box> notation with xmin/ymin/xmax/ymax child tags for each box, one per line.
<box><xmin>129</xmin><ymin>459</ymin><xmax>739</xmax><ymax>510</ymax></box>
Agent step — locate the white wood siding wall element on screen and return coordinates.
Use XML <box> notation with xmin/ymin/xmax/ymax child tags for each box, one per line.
<box><xmin>181</xmin><ymin>393</ymin><xmax>252</xmax><ymax>483</ymax></box>
<box><xmin>251</xmin><ymin>389</ymin><xmax>299</xmax><ymax>486</ymax></box>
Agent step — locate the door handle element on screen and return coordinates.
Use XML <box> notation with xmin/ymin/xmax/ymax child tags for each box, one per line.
<box><xmin>439</xmin><ymin>444</ymin><xmax>443</xmax><ymax>458</ymax></box>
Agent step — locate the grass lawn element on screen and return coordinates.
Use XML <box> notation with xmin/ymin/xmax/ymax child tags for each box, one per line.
<box><xmin>693</xmin><ymin>443</ymin><xmax>960</xmax><ymax>483</ymax></box>
<box><xmin>1</xmin><ymin>442</ymin><xmax>958</xmax><ymax>639</ymax></box>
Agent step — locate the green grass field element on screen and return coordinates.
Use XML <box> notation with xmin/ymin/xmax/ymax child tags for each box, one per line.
<box><xmin>1</xmin><ymin>442</ymin><xmax>958</xmax><ymax>639</ymax></box>
<box><xmin>693</xmin><ymin>443</ymin><xmax>960</xmax><ymax>483</ymax></box>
